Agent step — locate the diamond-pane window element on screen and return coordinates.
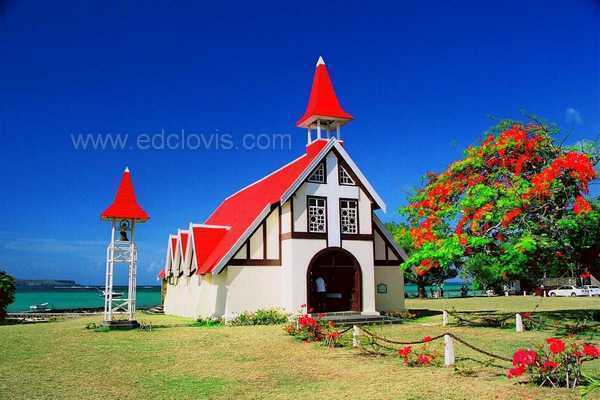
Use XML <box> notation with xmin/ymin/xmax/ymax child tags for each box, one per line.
<box><xmin>308</xmin><ymin>197</ymin><xmax>327</xmax><ymax>233</ymax></box>
<box><xmin>339</xmin><ymin>165</ymin><xmax>355</xmax><ymax>185</ymax></box>
<box><xmin>308</xmin><ymin>162</ymin><xmax>326</xmax><ymax>183</ymax></box>
<box><xmin>340</xmin><ymin>199</ymin><xmax>358</xmax><ymax>234</ymax></box>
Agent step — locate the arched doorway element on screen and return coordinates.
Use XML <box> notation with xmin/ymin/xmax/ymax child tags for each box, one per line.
<box><xmin>307</xmin><ymin>247</ymin><xmax>362</xmax><ymax>313</ymax></box>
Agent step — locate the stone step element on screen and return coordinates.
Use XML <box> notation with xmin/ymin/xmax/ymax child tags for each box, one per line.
<box><xmin>313</xmin><ymin>313</ymin><xmax>402</xmax><ymax>326</ymax></box>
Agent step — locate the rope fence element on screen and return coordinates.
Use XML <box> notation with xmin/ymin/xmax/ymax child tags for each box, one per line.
<box><xmin>350</xmin><ymin>325</ymin><xmax>513</xmax><ymax>365</ymax></box>
<box><xmin>441</xmin><ymin>309</ymin><xmax>600</xmax><ymax>334</ymax></box>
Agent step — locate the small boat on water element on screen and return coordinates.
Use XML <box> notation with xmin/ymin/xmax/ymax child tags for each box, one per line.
<box><xmin>29</xmin><ymin>303</ymin><xmax>52</xmax><ymax>312</ymax></box>
<box><xmin>99</xmin><ymin>290</ymin><xmax>124</xmax><ymax>298</ymax></box>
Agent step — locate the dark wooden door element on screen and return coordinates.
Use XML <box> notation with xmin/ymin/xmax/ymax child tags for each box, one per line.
<box><xmin>307</xmin><ymin>248</ymin><xmax>362</xmax><ymax>313</ymax></box>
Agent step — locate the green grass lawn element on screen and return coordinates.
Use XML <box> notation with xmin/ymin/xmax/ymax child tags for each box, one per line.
<box><xmin>406</xmin><ymin>295</ymin><xmax>600</xmax><ymax>312</ymax></box>
<box><xmin>0</xmin><ymin>297</ymin><xmax>598</xmax><ymax>400</ymax></box>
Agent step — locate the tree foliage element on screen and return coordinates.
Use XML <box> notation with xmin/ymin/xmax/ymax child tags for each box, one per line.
<box><xmin>0</xmin><ymin>271</ymin><xmax>16</xmax><ymax>320</ymax></box>
<box><xmin>397</xmin><ymin>120</ymin><xmax>599</xmax><ymax>289</ymax></box>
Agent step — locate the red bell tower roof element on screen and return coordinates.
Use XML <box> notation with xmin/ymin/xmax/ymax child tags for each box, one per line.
<box><xmin>101</xmin><ymin>167</ymin><xmax>149</xmax><ymax>222</ymax></box>
<box><xmin>296</xmin><ymin>57</ymin><xmax>353</xmax><ymax>128</ymax></box>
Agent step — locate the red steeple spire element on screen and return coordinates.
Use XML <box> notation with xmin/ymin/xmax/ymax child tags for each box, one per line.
<box><xmin>296</xmin><ymin>57</ymin><xmax>353</xmax><ymax>128</ymax></box>
<box><xmin>101</xmin><ymin>167</ymin><xmax>149</xmax><ymax>222</ymax></box>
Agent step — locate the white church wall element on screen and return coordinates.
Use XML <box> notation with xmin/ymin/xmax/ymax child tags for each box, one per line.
<box><xmin>163</xmin><ymin>273</ymin><xmax>205</xmax><ymax>318</ymax></box>
<box><xmin>357</xmin><ymin>187</ymin><xmax>372</xmax><ymax>235</ymax></box>
<box><xmin>233</xmin><ymin>243</ymin><xmax>247</xmax><ymax>259</ymax></box>
<box><xmin>374</xmin><ymin>265</ymin><xmax>406</xmax><ymax>312</ymax></box>
<box><xmin>284</xmin><ymin>238</ymin><xmax>327</xmax><ymax>312</ymax></box>
<box><xmin>266</xmin><ymin>209</ymin><xmax>279</xmax><ymax>259</ymax></box>
<box><xmin>373</xmin><ymin>230</ymin><xmax>387</xmax><ymax>260</ymax></box>
<box><xmin>221</xmin><ymin>266</ymin><xmax>283</xmax><ymax>318</ymax></box>
<box><xmin>249</xmin><ymin>224</ymin><xmax>264</xmax><ymax>259</ymax></box>
<box><xmin>281</xmin><ymin>201</ymin><xmax>292</xmax><ymax>233</ymax></box>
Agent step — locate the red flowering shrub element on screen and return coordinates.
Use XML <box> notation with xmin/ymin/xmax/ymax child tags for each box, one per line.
<box><xmin>512</xmin><ymin>348</ymin><xmax>537</xmax><ymax>366</ymax></box>
<box><xmin>507</xmin><ymin>338</ymin><xmax>600</xmax><ymax>388</ymax></box>
<box><xmin>397</xmin><ymin>340</ymin><xmax>440</xmax><ymax>367</ymax></box>
<box><xmin>284</xmin><ymin>305</ymin><xmax>344</xmax><ymax>345</ymax></box>
<box><xmin>395</xmin><ymin>120</ymin><xmax>599</xmax><ymax>291</ymax></box>
<box><xmin>546</xmin><ymin>337</ymin><xmax>565</xmax><ymax>354</ymax></box>
<box><xmin>322</xmin><ymin>320</ymin><xmax>344</xmax><ymax>348</ymax></box>
<box><xmin>583</xmin><ymin>343</ymin><xmax>600</xmax><ymax>358</ymax></box>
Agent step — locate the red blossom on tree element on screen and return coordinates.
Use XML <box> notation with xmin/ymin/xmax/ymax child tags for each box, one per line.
<box><xmin>573</xmin><ymin>195</ymin><xmax>592</xmax><ymax>214</ymax></box>
<box><xmin>395</xmin><ymin>120</ymin><xmax>599</xmax><ymax>293</ymax></box>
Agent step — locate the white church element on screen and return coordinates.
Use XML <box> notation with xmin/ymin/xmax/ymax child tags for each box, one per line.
<box><xmin>162</xmin><ymin>57</ymin><xmax>407</xmax><ymax>319</ymax></box>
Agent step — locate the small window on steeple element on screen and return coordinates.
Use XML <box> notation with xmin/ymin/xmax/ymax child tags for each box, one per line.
<box><xmin>339</xmin><ymin>165</ymin><xmax>355</xmax><ymax>185</ymax></box>
<box><xmin>308</xmin><ymin>161</ymin><xmax>326</xmax><ymax>183</ymax></box>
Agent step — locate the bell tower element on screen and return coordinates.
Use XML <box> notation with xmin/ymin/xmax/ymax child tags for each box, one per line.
<box><xmin>100</xmin><ymin>167</ymin><xmax>149</xmax><ymax>328</ymax></box>
<box><xmin>297</xmin><ymin>56</ymin><xmax>353</xmax><ymax>143</ymax></box>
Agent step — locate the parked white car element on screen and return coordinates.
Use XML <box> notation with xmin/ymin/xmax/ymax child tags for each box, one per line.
<box><xmin>583</xmin><ymin>285</ymin><xmax>600</xmax><ymax>296</ymax></box>
<box><xmin>548</xmin><ymin>285</ymin><xmax>588</xmax><ymax>297</ymax></box>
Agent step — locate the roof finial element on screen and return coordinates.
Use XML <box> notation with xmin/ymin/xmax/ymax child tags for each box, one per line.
<box><xmin>316</xmin><ymin>56</ymin><xmax>325</xmax><ymax>67</ymax></box>
<box><xmin>124</xmin><ymin>166</ymin><xmax>130</xmax><ymax>173</ymax></box>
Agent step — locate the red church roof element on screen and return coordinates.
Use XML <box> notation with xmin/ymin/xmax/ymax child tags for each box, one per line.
<box><xmin>101</xmin><ymin>167</ymin><xmax>149</xmax><ymax>221</ymax></box>
<box><xmin>179</xmin><ymin>231</ymin><xmax>189</xmax><ymax>259</ymax></box>
<box><xmin>296</xmin><ymin>57</ymin><xmax>353</xmax><ymax>128</ymax></box>
<box><xmin>170</xmin><ymin>236</ymin><xmax>178</xmax><ymax>262</ymax></box>
<box><xmin>192</xmin><ymin>139</ymin><xmax>329</xmax><ymax>274</ymax></box>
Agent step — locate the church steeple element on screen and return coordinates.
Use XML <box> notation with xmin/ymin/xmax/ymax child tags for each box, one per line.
<box><xmin>297</xmin><ymin>57</ymin><xmax>353</xmax><ymax>143</ymax></box>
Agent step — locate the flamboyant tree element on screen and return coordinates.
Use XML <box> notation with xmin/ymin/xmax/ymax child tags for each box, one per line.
<box><xmin>395</xmin><ymin>120</ymin><xmax>599</xmax><ymax>292</ymax></box>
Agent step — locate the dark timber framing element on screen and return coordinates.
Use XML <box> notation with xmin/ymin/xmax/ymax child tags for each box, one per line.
<box><xmin>373</xmin><ymin>222</ymin><xmax>401</xmax><ymax>266</ymax></box>
<box><xmin>228</xmin><ymin>205</ymin><xmax>282</xmax><ymax>266</ymax></box>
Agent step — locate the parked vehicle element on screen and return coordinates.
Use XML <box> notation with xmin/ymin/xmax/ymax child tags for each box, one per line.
<box><xmin>583</xmin><ymin>285</ymin><xmax>600</xmax><ymax>296</ymax></box>
<box><xmin>547</xmin><ymin>286</ymin><xmax>588</xmax><ymax>297</ymax></box>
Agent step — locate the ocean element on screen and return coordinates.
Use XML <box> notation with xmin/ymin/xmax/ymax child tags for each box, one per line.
<box><xmin>9</xmin><ymin>286</ymin><xmax>162</xmax><ymax>312</ymax></box>
<box><xmin>8</xmin><ymin>282</ymin><xmax>479</xmax><ymax>312</ymax></box>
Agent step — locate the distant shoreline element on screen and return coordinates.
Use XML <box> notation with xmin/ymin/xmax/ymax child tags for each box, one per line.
<box><xmin>16</xmin><ymin>285</ymin><xmax>161</xmax><ymax>290</ymax></box>
<box><xmin>8</xmin><ymin>305</ymin><xmax>160</xmax><ymax>315</ymax></box>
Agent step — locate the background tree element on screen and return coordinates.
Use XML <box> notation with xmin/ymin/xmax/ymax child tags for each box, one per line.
<box><xmin>397</xmin><ymin>120</ymin><xmax>599</xmax><ymax>291</ymax></box>
<box><xmin>388</xmin><ymin>222</ymin><xmax>458</xmax><ymax>298</ymax></box>
<box><xmin>0</xmin><ymin>271</ymin><xmax>16</xmax><ymax>320</ymax></box>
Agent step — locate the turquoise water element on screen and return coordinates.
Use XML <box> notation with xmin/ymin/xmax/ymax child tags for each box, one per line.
<box><xmin>404</xmin><ymin>282</ymin><xmax>481</xmax><ymax>298</ymax></box>
<box><xmin>8</xmin><ymin>287</ymin><xmax>161</xmax><ymax>312</ymax></box>
<box><xmin>8</xmin><ymin>283</ymin><xmax>476</xmax><ymax>312</ymax></box>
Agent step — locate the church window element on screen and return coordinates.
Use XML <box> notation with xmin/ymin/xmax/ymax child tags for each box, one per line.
<box><xmin>340</xmin><ymin>199</ymin><xmax>358</xmax><ymax>234</ymax></box>
<box><xmin>339</xmin><ymin>165</ymin><xmax>355</xmax><ymax>185</ymax></box>
<box><xmin>308</xmin><ymin>161</ymin><xmax>326</xmax><ymax>183</ymax></box>
<box><xmin>307</xmin><ymin>196</ymin><xmax>327</xmax><ymax>233</ymax></box>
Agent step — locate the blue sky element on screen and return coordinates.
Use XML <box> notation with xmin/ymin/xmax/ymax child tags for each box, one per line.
<box><xmin>1</xmin><ymin>1</ymin><xmax>599</xmax><ymax>285</ymax></box>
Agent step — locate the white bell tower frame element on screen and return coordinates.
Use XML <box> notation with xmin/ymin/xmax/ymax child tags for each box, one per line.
<box><xmin>100</xmin><ymin>166</ymin><xmax>148</xmax><ymax>329</ymax></box>
<box><xmin>103</xmin><ymin>218</ymin><xmax>138</xmax><ymax>326</ymax></box>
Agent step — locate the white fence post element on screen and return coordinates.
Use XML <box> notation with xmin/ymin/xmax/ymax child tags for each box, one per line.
<box><xmin>444</xmin><ymin>334</ymin><xmax>455</xmax><ymax>366</ymax></box>
<box><xmin>352</xmin><ymin>325</ymin><xmax>360</xmax><ymax>348</ymax></box>
<box><xmin>515</xmin><ymin>313</ymin><xmax>523</xmax><ymax>333</ymax></box>
<box><xmin>442</xmin><ymin>310</ymin><xmax>448</xmax><ymax>326</ymax></box>
<box><xmin>523</xmin><ymin>290</ymin><xmax>527</xmax><ymax>296</ymax></box>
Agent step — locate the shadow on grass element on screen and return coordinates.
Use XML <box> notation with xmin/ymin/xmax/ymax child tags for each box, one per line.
<box><xmin>407</xmin><ymin>309</ymin><xmax>442</xmax><ymax>319</ymax></box>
